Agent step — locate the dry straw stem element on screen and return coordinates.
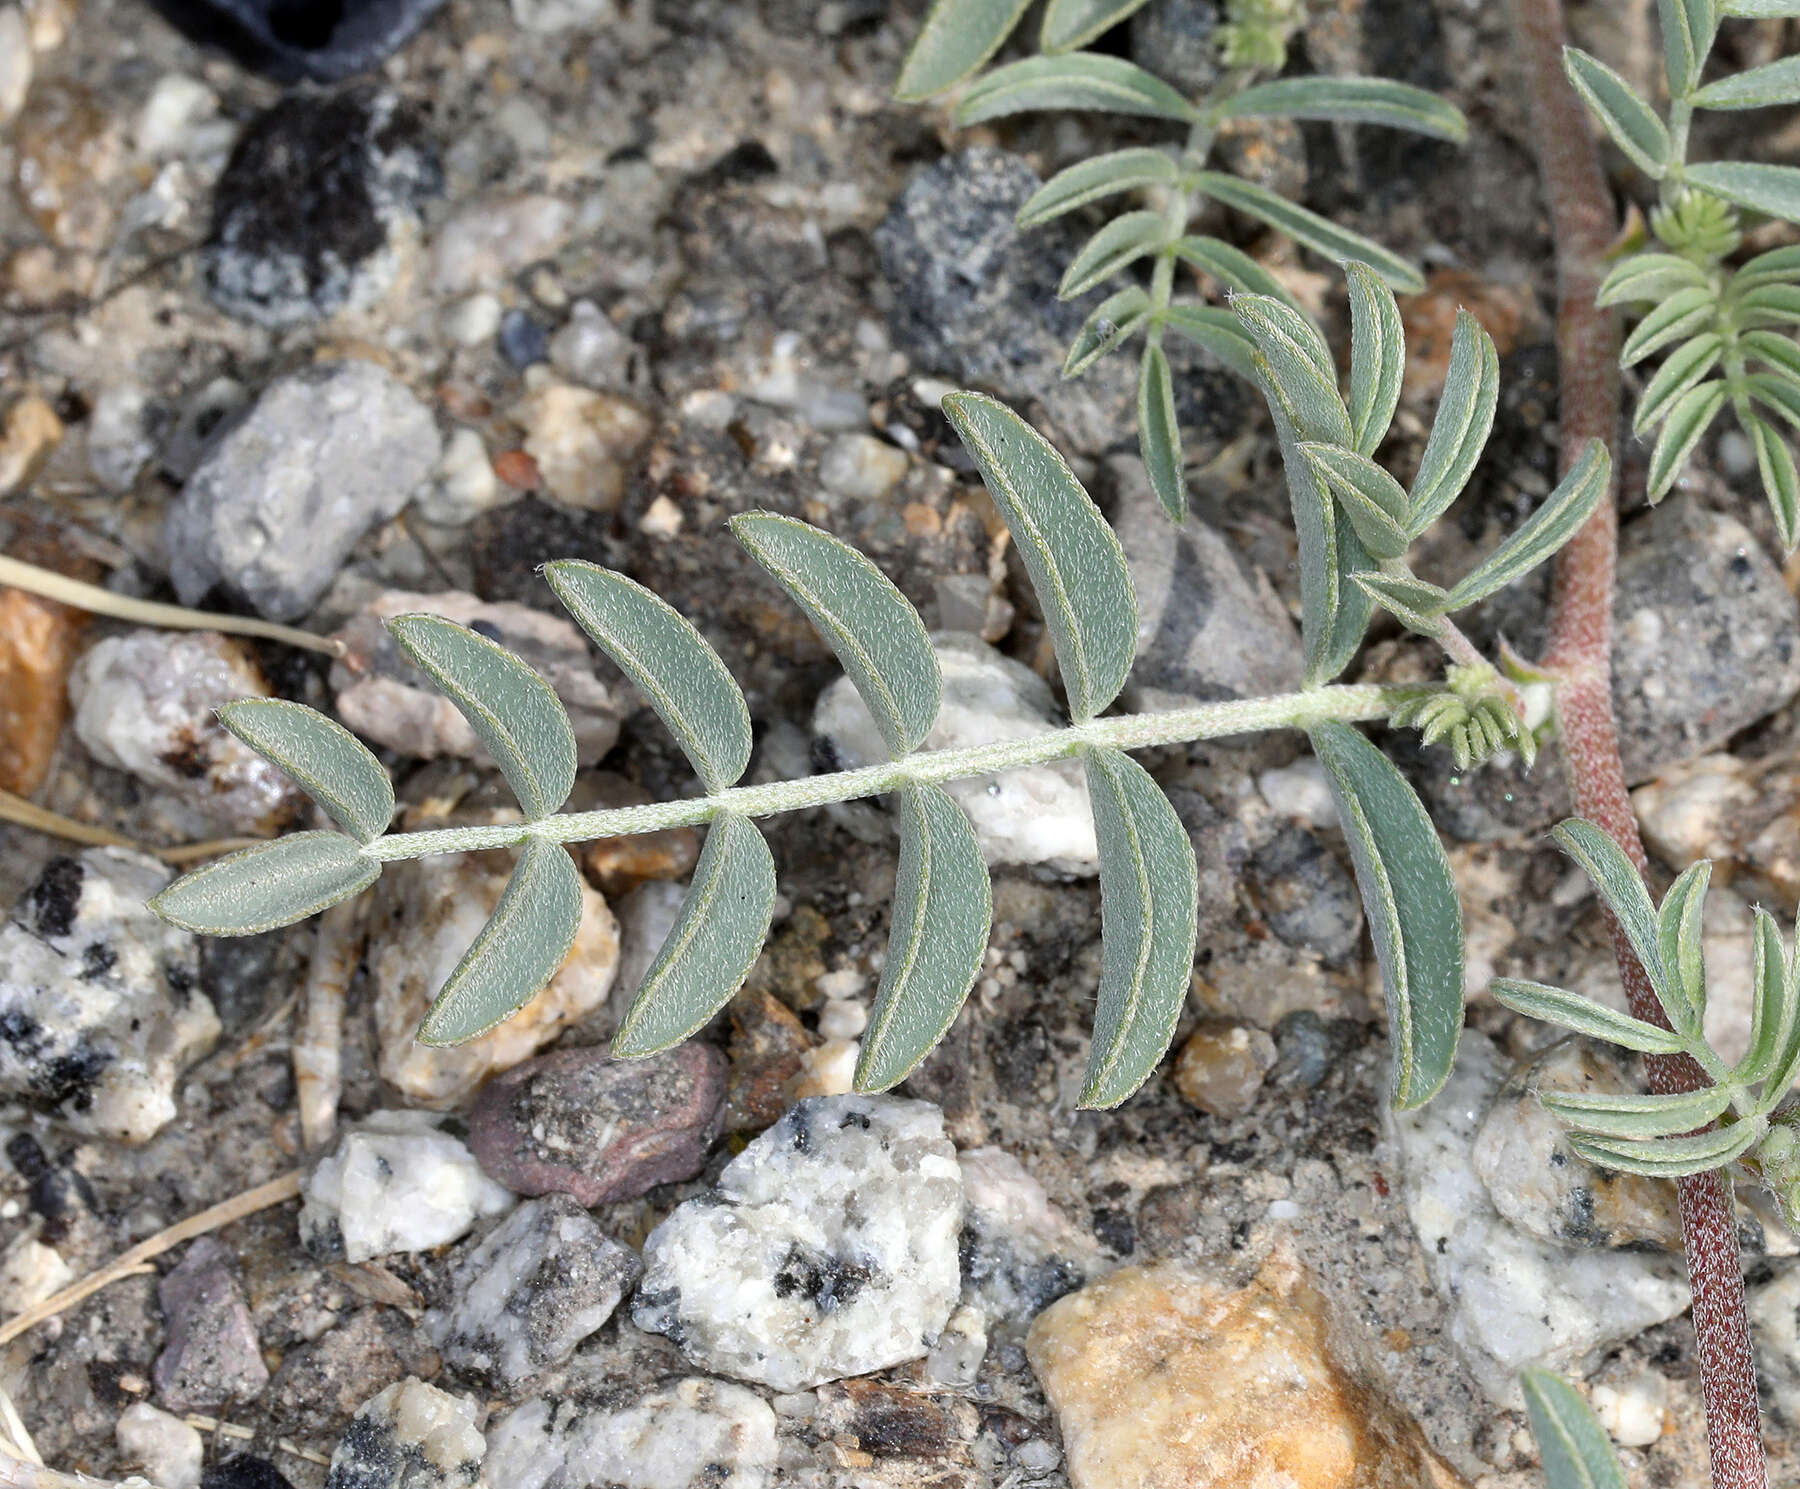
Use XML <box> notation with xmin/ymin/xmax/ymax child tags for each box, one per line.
<box><xmin>1514</xmin><ymin>0</ymin><xmax>1767</xmax><ymax>1481</ymax></box>
<box><xmin>0</xmin><ymin>1171</ymin><xmax>302</xmax><ymax>1348</ymax></box>
<box><xmin>0</xmin><ymin>789</ymin><xmax>262</xmax><ymax>865</ymax></box>
<box><xmin>297</xmin><ymin>898</ymin><xmax>363</xmax><ymax>1151</ymax></box>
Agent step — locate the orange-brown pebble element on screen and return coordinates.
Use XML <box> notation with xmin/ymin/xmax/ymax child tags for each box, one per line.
<box><xmin>493</xmin><ymin>448</ymin><xmax>542</xmax><ymax>490</ymax></box>
<box><xmin>1172</xmin><ymin>1019</ymin><xmax>1277</xmax><ymax>1117</ymax></box>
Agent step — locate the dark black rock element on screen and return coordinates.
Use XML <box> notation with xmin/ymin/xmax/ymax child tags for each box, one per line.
<box><xmin>497</xmin><ymin>309</ymin><xmax>550</xmax><ymax>369</ymax></box>
<box><xmin>138</xmin><ymin>0</ymin><xmax>447</xmax><ymax>85</ymax></box>
<box><xmin>202</xmin><ymin>88</ymin><xmax>441</xmax><ymax>328</ymax></box>
<box><xmin>1247</xmin><ymin>824</ymin><xmax>1363</xmax><ymax>964</ymax></box>
<box><xmin>202</xmin><ymin>1458</ymin><xmax>295</xmax><ymax>1489</ymax></box>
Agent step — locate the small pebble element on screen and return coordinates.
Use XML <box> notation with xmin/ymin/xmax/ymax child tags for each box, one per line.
<box><xmin>0</xmin><ymin>8</ymin><xmax>31</xmax><ymax>127</ymax></box>
<box><xmin>154</xmin><ymin>1236</ymin><xmax>269</xmax><ymax>1411</ymax></box>
<box><xmin>1257</xmin><ymin>759</ymin><xmax>1338</xmax><ymax>829</ymax></box>
<box><xmin>14</xmin><ymin>80</ymin><xmax>125</xmax><ymax>250</ymax></box>
<box><xmin>549</xmin><ymin>299</ymin><xmax>632</xmax><ymax>388</ymax></box>
<box><xmin>135</xmin><ymin>74</ymin><xmax>228</xmax><ymax>160</ymax></box>
<box><xmin>432</xmin><ymin>194</ymin><xmax>574</xmax><ymax>294</ymax></box>
<box><xmin>1172</xmin><ymin>1020</ymin><xmax>1277</xmax><ymax>1117</ymax></box>
<box><xmin>637</xmin><ymin>493</ymin><xmax>685</xmax><ymax>537</ymax></box>
<box><xmin>413</xmin><ymin>427</ymin><xmax>509</xmax><ymax>525</ymax></box>
<box><xmin>440</xmin><ymin>293</ymin><xmax>502</xmax><ymax>348</ymax></box>
<box><xmin>0</xmin><ymin>1232</ymin><xmax>72</xmax><ymax>1314</ymax></box>
<box><xmin>818</xmin><ymin>998</ymin><xmax>867</xmax><ymax>1040</ymax></box>
<box><xmin>202</xmin><ymin>1460</ymin><xmax>294</xmax><ymax>1489</ymax></box>
<box><xmin>514</xmin><ymin>383</ymin><xmax>653</xmax><ymax>512</ymax></box>
<box><xmin>1590</xmin><ymin>1371</ymin><xmax>1669</xmax><ymax>1447</ymax></box>
<box><xmin>0</xmin><ymin>394</ymin><xmax>64</xmax><ymax>495</ymax></box>
<box><xmin>324</xmin><ymin>1378</ymin><xmax>485</xmax><ymax>1489</ymax></box>
<box><xmin>817</xmin><ymin>432</ymin><xmax>909</xmax><ymax>503</ymax></box>
<box><xmin>117</xmin><ymin>1402</ymin><xmax>204</xmax><ymax>1489</ymax></box>
<box><xmin>498</xmin><ymin>308</ymin><xmax>551</xmax><ymax>368</ymax></box>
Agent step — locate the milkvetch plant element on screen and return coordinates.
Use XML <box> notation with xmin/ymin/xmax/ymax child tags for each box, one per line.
<box><xmin>894</xmin><ymin>0</ymin><xmax>1467</xmax><ymax>519</ymax></box>
<box><xmin>1563</xmin><ymin>0</ymin><xmax>1800</xmax><ymax>542</ymax></box>
<box><xmin>149</xmin><ymin>270</ymin><xmax>1604</xmax><ymax>1113</ymax></box>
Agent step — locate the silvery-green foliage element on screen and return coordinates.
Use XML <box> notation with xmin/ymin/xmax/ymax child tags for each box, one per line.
<box><xmin>1564</xmin><ymin>3</ymin><xmax>1800</xmax><ymax>545</ymax></box>
<box><xmin>1521</xmin><ymin>1369</ymin><xmax>1629</xmax><ymax>1489</ymax></box>
<box><xmin>896</xmin><ymin>0</ymin><xmax>1466</xmax><ymax>522</ymax></box>
<box><xmin>1491</xmin><ymin>819</ymin><xmax>1800</xmax><ymax>1224</ymax></box>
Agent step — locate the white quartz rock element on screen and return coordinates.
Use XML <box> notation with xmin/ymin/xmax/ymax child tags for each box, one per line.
<box><xmin>633</xmin><ymin>1093</ymin><xmax>965</xmax><ymax>1391</ymax></box>
<box><xmin>116</xmin><ymin>1403</ymin><xmax>204</xmax><ymax>1489</ymax></box>
<box><xmin>1389</xmin><ymin>1032</ymin><xmax>1691</xmax><ymax>1405</ymax></box>
<box><xmin>0</xmin><ymin>848</ymin><xmax>219</xmax><ymax>1144</ymax></box>
<box><xmin>325</xmin><ymin>1378</ymin><xmax>485</xmax><ymax>1489</ymax></box>
<box><xmin>483</xmin><ymin>1378</ymin><xmax>777</xmax><ymax>1489</ymax></box>
<box><xmin>958</xmin><ymin>1146</ymin><xmax>1100</xmax><ymax>1322</ymax></box>
<box><xmin>814</xmin><ymin>632</ymin><xmax>1098</xmax><ymax>875</ymax></box>
<box><xmin>301</xmin><ymin>1110</ymin><xmax>513</xmax><ymax>1263</ymax></box>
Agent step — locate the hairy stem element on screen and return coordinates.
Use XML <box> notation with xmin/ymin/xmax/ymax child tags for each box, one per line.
<box><xmin>365</xmin><ymin>681</ymin><xmax>1428</xmax><ymax>861</ymax></box>
<box><xmin>1514</xmin><ymin>0</ymin><xmax>1768</xmax><ymax>1482</ymax></box>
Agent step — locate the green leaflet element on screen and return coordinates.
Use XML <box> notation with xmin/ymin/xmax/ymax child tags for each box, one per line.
<box><xmin>1570</xmin><ymin>1122</ymin><xmax>1761</xmax><ymax>1178</ymax></box>
<box><xmin>1634</xmin><ymin>332</ymin><xmax>1723</xmax><ymax>433</ymax></box>
<box><xmin>1233</xmin><ymin>294</ymin><xmax>1352</xmax><ymax>446</ymax></box>
<box><xmin>1193</xmin><ymin>171</ymin><xmax>1425</xmax><ymax>291</ymax></box>
<box><xmin>1215</xmin><ymin>76</ymin><xmax>1467</xmax><ymax>142</ymax></box>
<box><xmin>1440</xmin><ymin>439</ymin><xmax>1610</xmax><ymax>610</ymax></box>
<box><xmin>149</xmin><ymin>832</ymin><xmax>378</xmax><ymax>936</ymax></box>
<box><xmin>1311</xmin><ymin>721</ymin><xmax>1463</xmax><ymax>1108</ymax></box>
<box><xmin>217</xmin><ymin>699</ymin><xmax>394</xmax><ymax>843</ymax></box>
<box><xmin>1324</xmin><ymin>507</ymin><xmax>1379</xmax><ymax>680</ymax></box>
<box><xmin>1550</xmin><ymin>819</ymin><xmax>1673</xmax><ymax>1016</ymax></box>
<box><xmin>1541</xmin><ymin>1083</ymin><xmax>1733</xmax><ymax>1139</ymax></box>
<box><xmin>1301</xmin><ymin>443</ymin><xmax>1410</xmax><ymax>560</ymax></box>
<box><xmin>1065</xmin><ymin>286</ymin><xmax>1155</xmax><ymax>377</ymax></box>
<box><xmin>894</xmin><ymin>0</ymin><xmax>1032</xmax><ymax>99</ymax></box>
<box><xmin>543</xmin><ymin>561</ymin><xmax>753</xmax><ymax>795</ymax></box>
<box><xmin>1725</xmin><ymin>0</ymin><xmax>1800</xmax><ymax>14</ymax></box>
<box><xmin>1743</xmin><ymin>328</ymin><xmax>1800</xmax><ymax>380</ymax></box>
<box><xmin>856</xmin><ymin>784</ymin><xmax>993</xmax><ymax>1092</ymax></box>
<box><xmin>1736</xmin><ymin>245</ymin><xmax>1800</xmax><ymax>291</ymax></box>
<box><xmin>1737</xmin><ymin>907</ymin><xmax>1796</xmax><ymax>1086</ymax></box>
<box><xmin>1751</xmin><ymin>371</ymin><xmax>1800</xmax><ymax>427</ymax></box>
<box><xmin>417</xmin><ymin>837</ymin><xmax>584</xmax><ymax>1045</ymax></box>
<box><xmin>1745</xmin><ymin>409</ymin><xmax>1800</xmax><ymax>551</ymax></box>
<box><xmin>1562</xmin><ymin>47</ymin><xmax>1670</xmax><ymax>176</ymax></box>
<box><xmin>1648</xmin><ymin>380</ymin><xmax>1727</xmax><ymax>500</ymax></box>
<box><xmin>955</xmin><ymin>54</ymin><xmax>1199</xmax><ymax>127</ymax></box>
<box><xmin>1693</xmin><ymin>53</ymin><xmax>1800</xmax><ymax>109</ymax></box>
<box><xmin>1138</xmin><ymin>344</ymin><xmax>1185</xmax><ymax>521</ymax></box>
<box><xmin>1082</xmin><ymin>746</ymin><xmax>1198</xmax><ymax>1109</ymax></box>
<box><xmin>1738</xmin><ymin>285</ymin><xmax>1800</xmax><ymax>330</ymax></box>
<box><xmin>613</xmin><ymin>812</ymin><xmax>777</xmax><ymax>1056</ymax></box>
<box><xmin>1040</xmin><ymin>0</ymin><xmax>1154</xmax><ymax>52</ymax></box>
<box><xmin>1596</xmin><ymin>252</ymin><xmax>1710</xmax><ymax>307</ymax></box>
<box><xmin>1345</xmin><ymin>262</ymin><xmax>1404</xmax><ymax>455</ymax></box>
<box><xmin>1684</xmin><ymin>161</ymin><xmax>1800</xmax><ymax>226</ymax></box>
<box><xmin>1659</xmin><ymin>0</ymin><xmax>1716</xmax><ymax>97</ymax></box>
<box><xmin>1169</xmin><ymin>235</ymin><xmax>1304</xmax><ymax>309</ymax></box>
<box><xmin>1350</xmin><ymin>571</ymin><xmax>1450</xmax><ymax>637</ymax></box>
<box><xmin>1620</xmin><ymin>285</ymin><xmax>1716</xmax><ymax>366</ymax></box>
<box><xmin>942</xmin><ymin>392</ymin><xmax>1138</xmax><ymax>722</ymax></box>
<box><xmin>387</xmin><ymin>614</ymin><xmax>576</xmax><ymax>821</ymax></box>
<box><xmin>1489</xmin><ymin>979</ymin><xmax>1689</xmax><ymax>1054</ymax></box>
<box><xmin>1059</xmin><ymin>211</ymin><xmax>1173</xmax><ymax>298</ymax></box>
<box><xmin>1520</xmin><ymin>1369</ymin><xmax>1629</xmax><ymax>1489</ymax></box>
<box><xmin>1657</xmin><ymin>859</ymin><xmax>1711</xmax><ymax>1030</ymax></box>
<box><xmin>1161</xmin><ymin>302</ymin><xmax>1261</xmax><ymax>381</ymax></box>
<box><xmin>1018</xmin><ymin>148</ymin><xmax>1180</xmax><ymax>227</ymax></box>
<box><xmin>731</xmin><ymin>512</ymin><xmax>940</xmax><ymax>757</ymax></box>
<box><xmin>1406</xmin><ymin>309</ymin><xmax>1499</xmax><ymax>533</ymax></box>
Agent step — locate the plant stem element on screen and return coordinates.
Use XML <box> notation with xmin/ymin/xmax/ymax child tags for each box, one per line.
<box><xmin>1514</xmin><ymin>0</ymin><xmax>1768</xmax><ymax>1482</ymax></box>
<box><xmin>364</xmin><ymin>681</ymin><xmax>1427</xmax><ymax>862</ymax></box>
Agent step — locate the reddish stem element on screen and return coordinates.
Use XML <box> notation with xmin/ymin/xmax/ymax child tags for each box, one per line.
<box><xmin>1512</xmin><ymin>0</ymin><xmax>1767</xmax><ymax>1483</ymax></box>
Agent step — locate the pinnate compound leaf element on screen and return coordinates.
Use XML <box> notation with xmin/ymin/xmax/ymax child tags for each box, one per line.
<box><xmin>1634</xmin><ymin>333</ymin><xmax>1724</xmax><ymax>433</ymax></box>
<box><xmin>1656</xmin><ymin>858</ymin><xmax>1711</xmax><ymax>1030</ymax></box>
<box><xmin>1160</xmin><ymin>303</ymin><xmax>1261</xmax><ymax>380</ymax></box>
<box><xmin>1059</xmin><ymin>211</ymin><xmax>1173</xmax><ymax>298</ymax></box>
<box><xmin>544</xmin><ymin>561</ymin><xmax>753</xmax><ymax>794</ymax></box>
<box><xmin>1489</xmin><ymin>979</ymin><xmax>1689</xmax><ymax>1054</ymax></box>
<box><xmin>856</xmin><ymin>785</ymin><xmax>992</xmax><ymax>1092</ymax></box>
<box><xmin>1693</xmin><ymin>54</ymin><xmax>1800</xmax><ymax>109</ymax></box>
<box><xmin>1019</xmin><ymin>148</ymin><xmax>1180</xmax><ymax>226</ymax></box>
<box><xmin>1259</xmin><ymin>395</ymin><xmax>1356</xmax><ymax>682</ymax></box>
<box><xmin>417</xmin><ymin>837</ymin><xmax>583</xmax><ymax>1045</ymax></box>
<box><xmin>1620</xmin><ymin>286</ymin><xmax>1715</xmax><ymax>366</ymax></box>
<box><xmin>1441</xmin><ymin>439</ymin><xmax>1610</xmax><ymax>610</ymax></box>
<box><xmin>1745</xmin><ymin>409</ymin><xmax>1800</xmax><ymax>552</ymax></box>
<box><xmin>895</xmin><ymin>0</ymin><xmax>1032</xmax><ymax>99</ymax></box>
<box><xmin>1066</xmin><ymin>286</ymin><xmax>1155</xmax><ymax>377</ymax></box>
<box><xmin>1311</xmin><ymin>721</ymin><xmax>1463</xmax><ymax>1108</ymax></box>
<box><xmin>1647</xmin><ymin>379</ymin><xmax>1727</xmax><ymax>500</ymax></box>
<box><xmin>1736</xmin><ymin>907</ymin><xmax>1796</xmax><ymax>1086</ymax></box>
<box><xmin>942</xmin><ymin>392</ymin><xmax>1137</xmax><ymax>721</ymax></box>
<box><xmin>1597</xmin><ymin>251</ymin><xmax>1711</xmax><ymax>306</ymax></box>
<box><xmin>1551</xmin><ymin>819</ymin><xmax>1674</xmax><ymax>1017</ymax></box>
<box><xmin>1542</xmin><ymin>1083</ymin><xmax>1733</xmax><ymax>1139</ymax></box>
<box><xmin>1346</xmin><ymin>262</ymin><xmax>1405</xmax><ymax>455</ymax></box>
<box><xmin>1562</xmin><ymin>47</ymin><xmax>1671</xmax><ymax>176</ymax></box>
<box><xmin>387</xmin><ymin>614</ymin><xmax>575</xmax><ymax>821</ymax></box>
<box><xmin>1040</xmin><ymin>0</ymin><xmax>1154</xmax><ymax>52</ymax></box>
<box><xmin>1570</xmin><ymin>1122</ymin><xmax>1760</xmax><ymax>1178</ymax></box>
<box><xmin>1082</xmin><ymin>746</ymin><xmax>1198</xmax><ymax>1108</ymax></box>
<box><xmin>1521</xmin><ymin>1369</ymin><xmax>1629</xmax><ymax>1489</ymax></box>
<box><xmin>1194</xmin><ymin>172</ymin><xmax>1424</xmax><ymax>291</ymax></box>
<box><xmin>1169</xmin><ymin>236</ymin><xmax>1303</xmax><ymax>309</ymax></box>
<box><xmin>612</xmin><ymin>812</ymin><xmax>776</xmax><ymax>1057</ymax></box>
<box><xmin>1683</xmin><ymin>161</ymin><xmax>1800</xmax><ymax>226</ymax></box>
<box><xmin>217</xmin><ymin>699</ymin><xmax>393</xmax><ymax>843</ymax></box>
<box><xmin>150</xmin><ymin>832</ymin><xmax>378</xmax><ymax>935</ymax></box>
<box><xmin>1406</xmin><ymin>309</ymin><xmax>1499</xmax><ymax>533</ymax></box>
<box><xmin>1301</xmin><ymin>443</ymin><xmax>1410</xmax><ymax>559</ymax></box>
<box><xmin>1216</xmin><ymin>76</ymin><xmax>1467</xmax><ymax>141</ymax></box>
<box><xmin>1351</xmin><ymin>571</ymin><xmax>1450</xmax><ymax>637</ymax></box>
<box><xmin>955</xmin><ymin>54</ymin><xmax>1199</xmax><ymax>127</ymax></box>
<box><xmin>731</xmin><ymin>513</ymin><xmax>940</xmax><ymax>756</ymax></box>
<box><xmin>1138</xmin><ymin>344</ymin><xmax>1185</xmax><ymax>520</ymax></box>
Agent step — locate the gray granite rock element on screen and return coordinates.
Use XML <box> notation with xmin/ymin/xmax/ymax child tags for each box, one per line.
<box><xmin>167</xmin><ymin>360</ymin><xmax>442</xmax><ymax>621</ymax></box>
<box><xmin>324</xmin><ymin>1379</ymin><xmax>484</xmax><ymax>1489</ymax></box>
<box><xmin>1130</xmin><ymin>0</ymin><xmax>1223</xmax><ymax>94</ymax></box>
<box><xmin>957</xmin><ymin>1146</ymin><xmax>1099</xmax><ymax>1323</ymax></box>
<box><xmin>467</xmin><ymin>1044</ymin><xmax>725</xmax><ymax>1206</ymax></box>
<box><xmin>0</xmin><ymin>849</ymin><xmax>218</xmax><ymax>1144</ymax></box>
<box><xmin>633</xmin><ymin>1094</ymin><xmax>964</xmax><ymax>1391</ymax></box>
<box><xmin>1245</xmin><ymin>824</ymin><xmax>1362</xmax><ymax>964</ymax></box>
<box><xmin>155</xmin><ymin>1237</ymin><xmax>270</xmax><ymax>1411</ymax></box>
<box><xmin>425</xmin><ymin>1196</ymin><xmax>639</xmax><ymax>1394</ymax></box>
